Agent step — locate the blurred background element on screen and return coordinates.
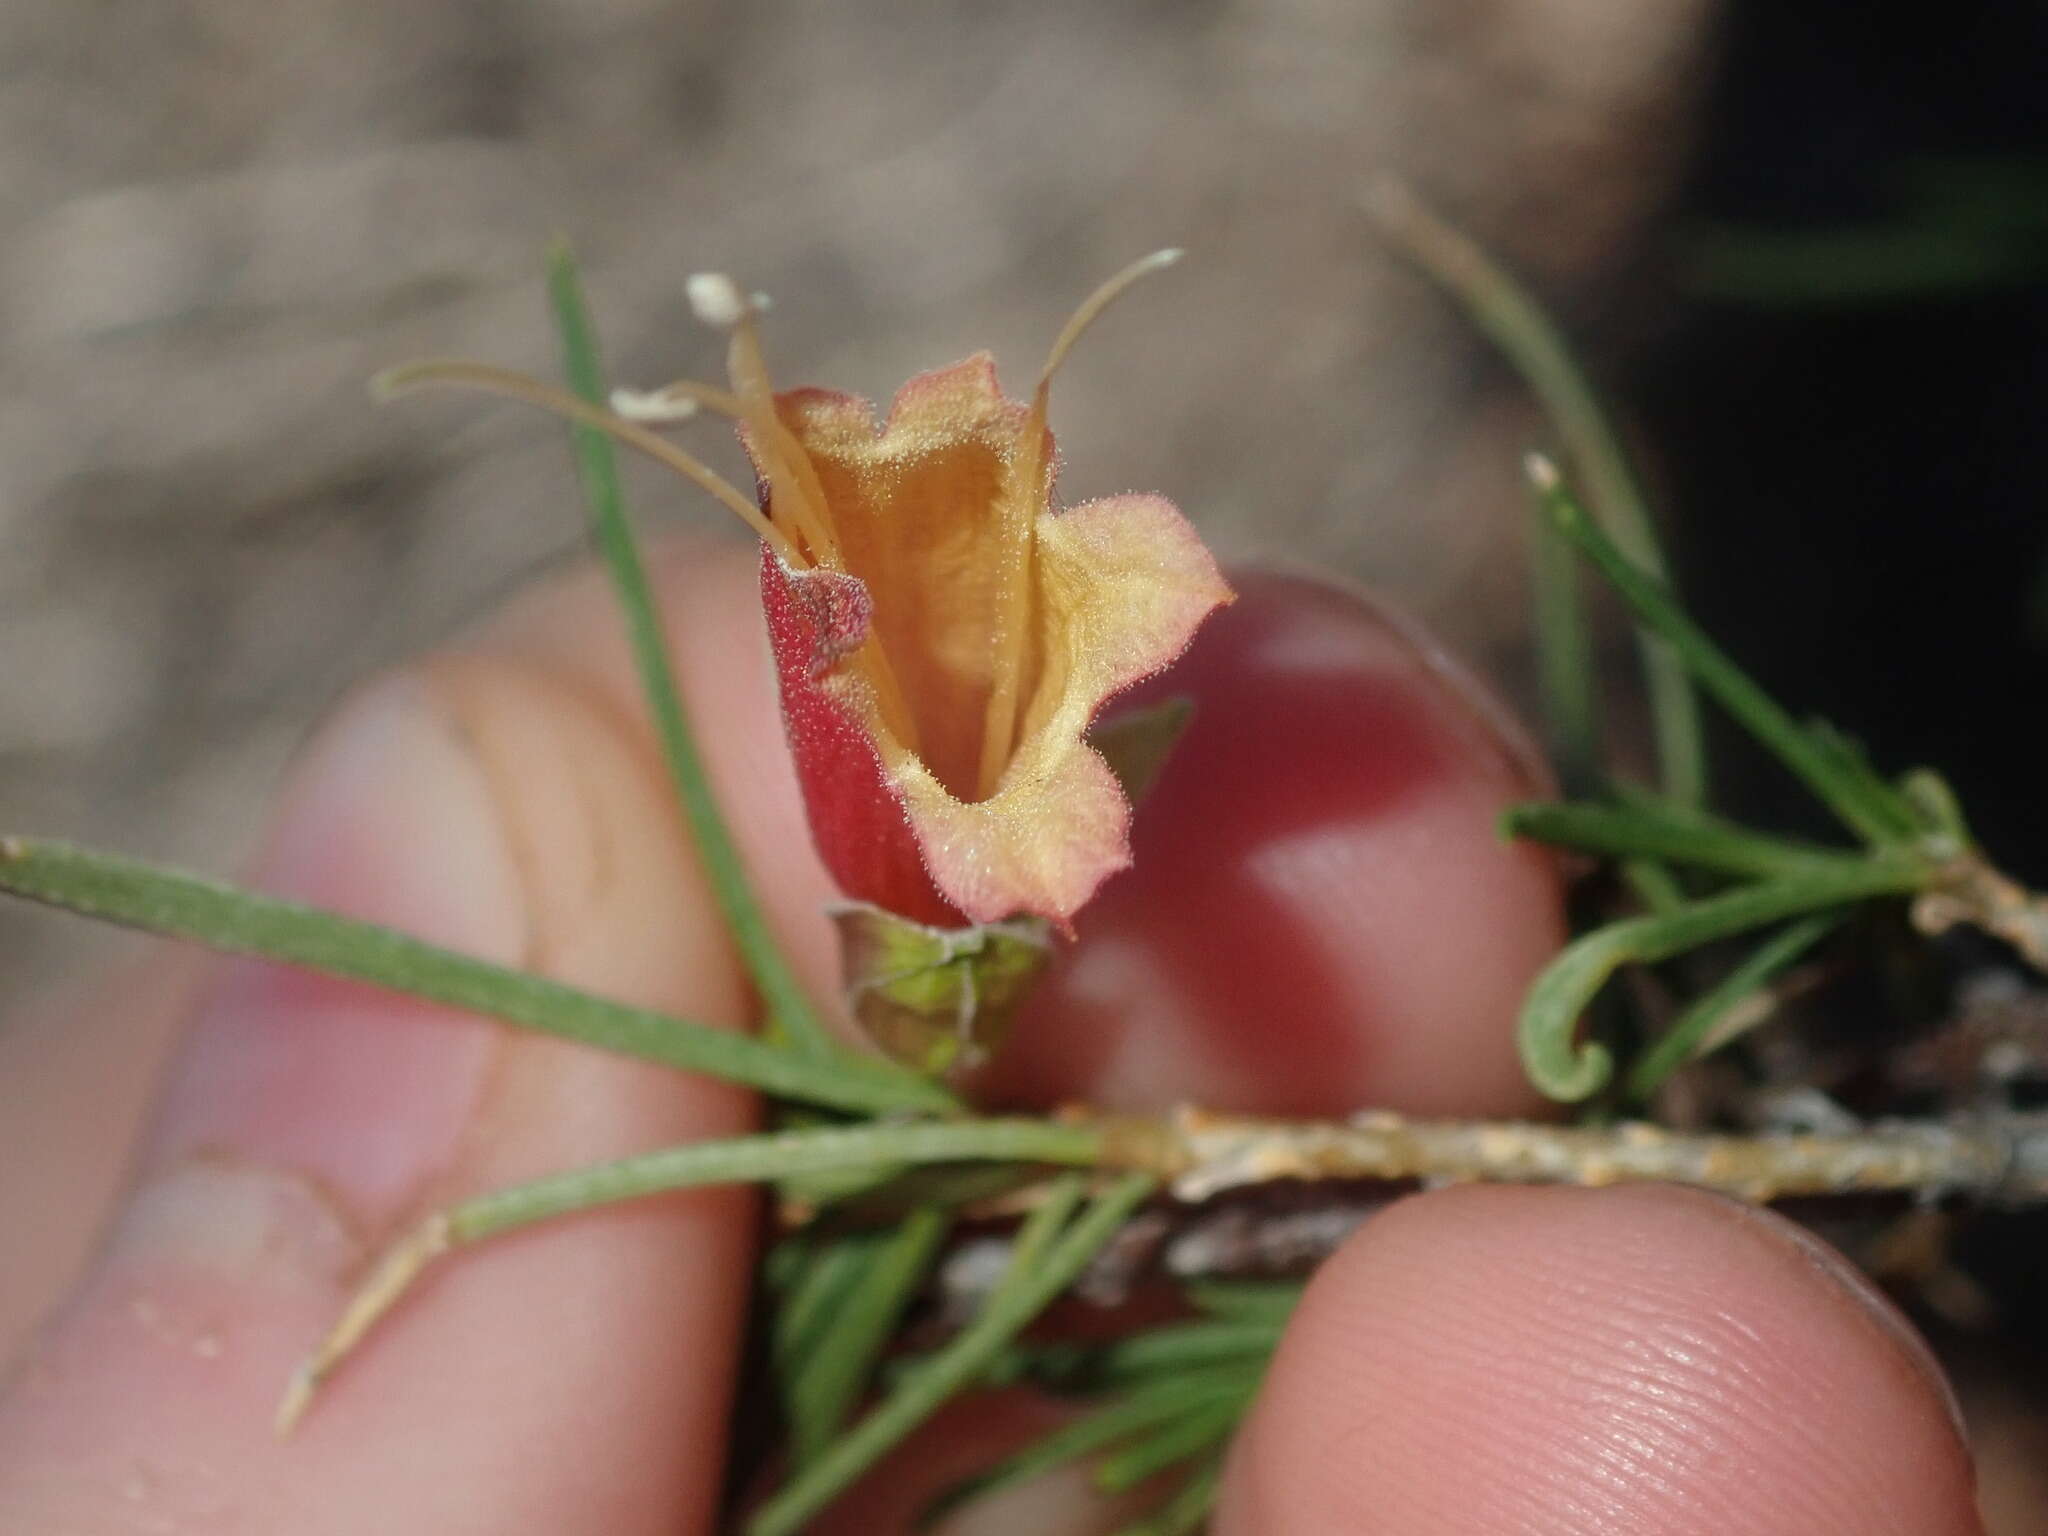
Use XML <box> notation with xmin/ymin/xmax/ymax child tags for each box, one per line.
<box><xmin>2</xmin><ymin>0</ymin><xmax>2046</xmax><ymax>1518</ymax></box>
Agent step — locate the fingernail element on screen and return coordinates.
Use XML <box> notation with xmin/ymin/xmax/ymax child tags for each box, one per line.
<box><xmin>1715</xmin><ymin>1195</ymin><xmax>1969</xmax><ymax>1441</ymax></box>
<box><xmin>1236</xmin><ymin>560</ymin><xmax>1555</xmax><ymax>800</ymax></box>
<box><xmin>139</xmin><ymin>672</ymin><xmax>528</xmax><ymax>1238</ymax></box>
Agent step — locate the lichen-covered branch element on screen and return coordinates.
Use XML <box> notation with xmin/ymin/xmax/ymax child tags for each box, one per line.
<box><xmin>1092</xmin><ymin>1105</ymin><xmax>2048</xmax><ymax>1205</ymax></box>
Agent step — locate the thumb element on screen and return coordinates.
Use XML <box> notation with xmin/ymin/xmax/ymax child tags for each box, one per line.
<box><xmin>1</xmin><ymin>656</ymin><xmax>757</xmax><ymax>1534</ymax></box>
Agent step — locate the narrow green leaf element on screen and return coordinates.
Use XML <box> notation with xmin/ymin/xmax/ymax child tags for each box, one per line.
<box><xmin>544</xmin><ymin>243</ymin><xmax>835</xmax><ymax>1059</ymax></box>
<box><xmin>749</xmin><ymin>1173</ymin><xmax>1157</xmax><ymax>1536</ymax></box>
<box><xmin>1805</xmin><ymin>720</ymin><xmax>1922</xmax><ymax>842</ymax></box>
<box><xmin>1620</xmin><ymin>858</ymin><xmax>1688</xmax><ymax>915</ymax></box>
<box><xmin>1371</xmin><ymin>181</ymin><xmax>1704</xmax><ymax>806</ymax></box>
<box><xmin>1528</xmin><ymin>462</ymin><xmax>1922</xmax><ymax>847</ymax></box>
<box><xmin>447</xmin><ymin>1118</ymin><xmax>1108</xmax><ymax>1244</ymax></box>
<box><xmin>0</xmin><ymin>836</ymin><xmax>954</xmax><ymax>1117</ymax></box>
<box><xmin>823</xmin><ymin>1161</ymin><xmax>1048</xmax><ymax>1225</ymax></box>
<box><xmin>1518</xmin><ymin>860</ymin><xmax>1926</xmax><ymax>1101</ymax></box>
<box><xmin>989</xmin><ymin>1175</ymin><xmax>1090</xmax><ymax>1307</ymax></box>
<box><xmin>1503</xmin><ymin>802</ymin><xmax>1888</xmax><ymax>882</ymax></box>
<box><xmin>1085</xmin><ymin>1320</ymin><xmax>1284</xmax><ymax>1383</ymax></box>
<box><xmin>1625</xmin><ymin>911</ymin><xmax>1845</xmax><ymax>1101</ymax></box>
<box><xmin>1094</xmin><ymin>1391</ymin><xmax>1249</xmax><ymax>1493</ymax></box>
<box><xmin>785</xmin><ymin>1208</ymin><xmax>951</xmax><ymax>1467</ymax></box>
<box><xmin>1526</xmin><ymin>476</ymin><xmax>1602</xmax><ymax>796</ymax></box>
<box><xmin>1181</xmin><ymin>1280</ymin><xmax>1304</xmax><ymax>1328</ymax></box>
<box><xmin>773</xmin><ymin>1231</ymin><xmax>885</xmax><ymax>1380</ymax></box>
<box><xmin>875</xmin><ymin>1174</ymin><xmax>1089</xmax><ymax>1403</ymax></box>
<box><xmin>1111</xmin><ymin>1457</ymin><xmax>1225</xmax><ymax>1536</ymax></box>
<box><xmin>920</xmin><ymin>1364</ymin><xmax>1260</xmax><ymax>1527</ymax></box>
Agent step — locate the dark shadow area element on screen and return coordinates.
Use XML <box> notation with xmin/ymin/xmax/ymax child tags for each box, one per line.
<box><xmin>1643</xmin><ymin>0</ymin><xmax>2048</xmax><ymax>876</ymax></box>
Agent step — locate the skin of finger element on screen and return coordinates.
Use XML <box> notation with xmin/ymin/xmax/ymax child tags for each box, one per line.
<box><xmin>462</xmin><ymin>535</ymin><xmax>849</xmax><ymax>1005</ymax></box>
<box><xmin>475</xmin><ymin>541</ymin><xmax>1571</xmax><ymax>1528</ymax></box>
<box><xmin>0</xmin><ymin>942</ymin><xmax>209</xmax><ymax>1363</ymax></box>
<box><xmin>1216</xmin><ymin>1183</ymin><xmax>1981</xmax><ymax>1536</ymax></box>
<box><xmin>991</xmin><ymin>567</ymin><xmax>1565</xmax><ymax>1115</ymax></box>
<box><xmin>0</xmin><ymin>537</ymin><xmax>800</xmax><ymax>1373</ymax></box>
<box><xmin>2</xmin><ymin>524</ymin><xmax>1570</xmax><ymax>1531</ymax></box>
<box><xmin>476</xmin><ymin>546</ymin><xmax>1566</xmax><ymax>1119</ymax></box>
<box><xmin>0</xmin><ymin>658</ymin><xmax>758</xmax><ymax>1534</ymax></box>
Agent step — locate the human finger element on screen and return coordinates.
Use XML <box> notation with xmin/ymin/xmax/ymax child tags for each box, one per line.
<box><xmin>0</xmin><ymin>652</ymin><xmax>757</xmax><ymax>1533</ymax></box>
<box><xmin>1216</xmin><ymin>1183</ymin><xmax>1979</xmax><ymax>1535</ymax></box>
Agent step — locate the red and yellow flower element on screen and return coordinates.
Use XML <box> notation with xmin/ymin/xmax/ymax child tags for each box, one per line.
<box><xmin>678</xmin><ymin>263</ymin><xmax>1232</xmax><ymax>931</ymax></box>
<box><xmin>387</xmin><ymin>258</ymin><xmax>1230</xmax><ymax>940</ymax></box>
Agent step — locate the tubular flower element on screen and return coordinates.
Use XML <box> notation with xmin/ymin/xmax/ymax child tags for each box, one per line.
<box><xmin>704</xmin><ymin>263</ymin><xmax>1232</xmax><ymax>929</ymax></box>
<box><xmin>379</xmin><ymin>256</ymin><xmax>1230</xmax><ymax>934</ymax></box>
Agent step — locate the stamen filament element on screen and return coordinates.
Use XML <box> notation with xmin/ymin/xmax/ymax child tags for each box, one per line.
<box><xmin>976</xmin><ymin>249</ymin><xmax>1185</xmax><ymax>799</ymax></box>
<box><xmin>688</xmin><ymin>275</ymin><xmax>845</xmax><ymax>571</ymax></box>
<box><xmin>685</xmin><ymin>275</ymin><xmax>922</xmax><ymax>756</ymax></box>
<box><xmin>1036</xmin><ymin>248</ymin><xmax>1184</xmax><ymax>396</ymax></box>
<box><xmin>374</xmin><ymin>360</ymin><xmax>801</xmax><ymax>566</ymax></box>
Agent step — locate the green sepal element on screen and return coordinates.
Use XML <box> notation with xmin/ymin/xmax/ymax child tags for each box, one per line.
<box><xmin>831</xmin><ymin>903</ymin><xmax>1055</xmax><ymax>1077</ymax></box>
<box><xmin>1088</xmin><ymin>694</ymin><xmax>1196</xmax><ymax>803</ymax></box>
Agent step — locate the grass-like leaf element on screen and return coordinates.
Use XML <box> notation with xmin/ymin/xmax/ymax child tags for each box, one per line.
<box><xmin>0</xmin><ymin>836</ymin><xmax>953</xmax><ymax>1118</ymax></box>
<box><xmin>1093</xmin><ymin>1391</ymin><xmax>1250</xmax><ymax>1493</ymax></box>
<box><xmin>1371</xmin><ymin>180</ymin><xmax>1705</xmax><ymax>807</ymax></box>
<box><xmin>545</xmin><ymin>242</ymin><xmax>836</xmax><ymax>1059</ymax></box>
<box><xmin>1181</xmin><ymin>1280</ymin><xmax>1304</xmax><ymax>1328</ymax></box>
<box><xmin>1526</xmin><ymin>470</ymin><xmax>1603</xmax><ymax>797</ymax></box>
<box><xmin>773</xmin><ymin>1230</ymin><xmax>882</xmax><ymax>1371</ymax></box>
<box><xmin>987</xmin><ymin>1174</ymin><xmax>1089</xmax><ymax>1303</ymax></box>
<box><xmin>1503</xmin><ymin>801</ymin><xmax>1904</xmax><ymax>883</ymax></box>
<box><xmin>1112</xmin><ymin>1457</ymin><xmax>1225</xmax><ymax>1536</ymax></box>
<box><xmin>1518</xmin><ymin>860</ymin><xmax>1928</xmax><ymax>1101</ymax></box>
<box><xmin>1080</xmin><ymin>1319</ymin><xmax>1288</xmax><ymax>1383</ymax></box>
<box><xmin>922</xmin><ymin>1363</ymin><xmax>1262</xmax><ymax>1526</ymax></box>
<box><xmin>1527</xmin><ymin>459</ymin><xmax>1922</xmax><ymax>848</ymax></box>
<box><xmin>448</xmin><ymin>1120</ymin><xmax>1108</xmax><ymax>1244</ymax></box>
<box><xmin>749</xmin><ymin>1173</ymin><xmax>1157</xmax><ymax>1536</ymax></box>
<box><xmin>782</xmin><ymin>1208</ymin><xmax>951</xmax><ymax>1467</ymax></box>
<box><xmin>1625</xmin><ymin>911</ymin><xmax>1846</xmax><ymax>1102</ymax></box>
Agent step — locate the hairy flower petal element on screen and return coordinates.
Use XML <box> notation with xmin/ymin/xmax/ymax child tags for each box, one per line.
<box><xmin>754</xmin><ymin>354</ymin><xmax>1231</xmax><ymax>928</ymax></box>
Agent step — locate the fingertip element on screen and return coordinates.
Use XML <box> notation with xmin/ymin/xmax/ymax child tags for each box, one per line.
<box><xmin>995</xmin><ymin>570</ymin><xmax>1565</xmax><ymax>1117</ymax></box>
<box><xmin>1218</xmin><ymin>1183</ymin><xmax>1980</xmax><ymax>1536</ymax></box>
<box><xmin>472</xmin><ymin>553</ymin><xmax>1569</xmax><ymax>1121</ymax></box>
<box><xmin>465</xmin><ymin>534</ymin><xmax>847</xmax><ymax>1013</ymax></box>
<box><xmin>0</xmin><ymin>649</ymin><xmax>759</xmax><ymax>1532</ymax></box>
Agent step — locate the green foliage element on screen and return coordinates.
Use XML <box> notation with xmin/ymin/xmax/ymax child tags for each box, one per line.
<box><xmin>0</xmin><ymin>837</ymin><xmax>949</xmax><ymax>1118</ymax></box>
<box><xmin>1371</xmin><ymin>179</ymin><xmax>1704</xmax><ymax>806</ymax></box>
<box><xmin>921</xmin><ymin>1283</ymin><xmax>1300</xmax><ymax>1532</ymax></box>
<box><xmin>750</xmin><ymin>1174</ymin><xmax>1158</xmax><ymax>1536</ymax></box>
<box><xmin>774</xmin><ymin>1210</ymin><xmax>953</xmax><ymax>1468</ymax></box>
<box><xmin>1504</xmin><ymin>460</ymin><xmax>2015</xmax><ymax>1104</ymax></box>
<box><xmin>545</xmin><ymin>244</ymin><xmax>837</xmax><ymax>1061</ymax></box>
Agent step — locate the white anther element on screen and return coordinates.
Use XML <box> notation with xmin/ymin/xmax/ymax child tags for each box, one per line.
<box><xmin>686</xmin><ymin>273</ymin><xmax>750</xmax><ymax>329</ymax></box>
<box><xmin>608</xmin><ymin>387</ymin><xmax>701</xmax><ymax>423</ymax></box>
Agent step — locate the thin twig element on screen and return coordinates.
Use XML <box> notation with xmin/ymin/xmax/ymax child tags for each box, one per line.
<box><xmin>1111</xmin><ymin>1105</ymin><xmax>2048</xmax><ymax>1205</ymax></box>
